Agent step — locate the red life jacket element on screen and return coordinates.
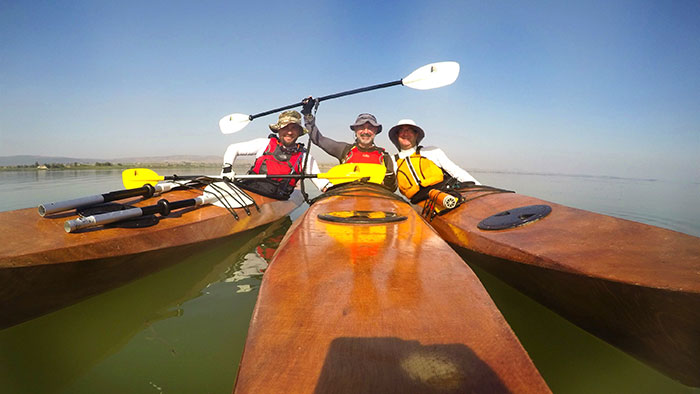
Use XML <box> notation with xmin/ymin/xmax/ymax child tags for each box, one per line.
<box><xmin>250</xmin><ymin>136</ymin><xmax>305</xmax><ymax>187</ymax></box>
<box><xmin>342</xmin><ymin>145</ymin><xmax>385</xmax><ymax>165</ymax></box>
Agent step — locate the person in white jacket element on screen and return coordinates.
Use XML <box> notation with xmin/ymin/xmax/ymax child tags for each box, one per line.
<box><xmin>220</xmin><ymin>110</ymin><xmax>328</xmax><ymax>200</ymax></box>
<box><xmin>388</xmin><ymin>119</ymin><xmax>480</xmax><ymax>204</ymax></box>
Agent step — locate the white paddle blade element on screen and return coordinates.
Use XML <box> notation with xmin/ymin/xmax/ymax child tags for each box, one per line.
<box><xmin>401</xmin><ymin>61</ymin><xmax>460</xmax><ymax>90</ymax></box>
<box><xmin>219</xmin><ymin>113</ymin><xmax>251</xmax><ymax>134</ymax></box>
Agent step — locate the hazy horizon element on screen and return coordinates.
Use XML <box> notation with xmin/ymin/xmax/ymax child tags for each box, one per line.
<box><xmin>0</xmin><ymin>153</ymin><xmax>688</xmax><ymax>184</ymax></box>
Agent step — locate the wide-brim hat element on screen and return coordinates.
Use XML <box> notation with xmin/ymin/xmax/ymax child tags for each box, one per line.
<box><xmin>388</xmin><ymin>119</ymin><xmax>425</xmax><ymax>149</ymax></box>
<box><xmin>269</xmin><ymin>110</ymin><xmax>308</xmax><ymax>135</ymax></box>
<box><xmin>349</xmin><ymin>113</ymin><xmax>382</xmax><ymax>134</ymax></box>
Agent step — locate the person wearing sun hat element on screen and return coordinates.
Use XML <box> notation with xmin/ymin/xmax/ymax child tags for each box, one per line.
<box><xmin>299</xmin><ymin>97</ymin><xmax>397</xmax><ymax>191</ymax></box>
<box><xmin>220</xmin><ymin>110</ymin><xmax>328</xmax><ymax>200</ymax></box>
<box><xmin>389</xmin><ymin>119</ymin><xmax>480</xmax><ymax>204</ymax></box>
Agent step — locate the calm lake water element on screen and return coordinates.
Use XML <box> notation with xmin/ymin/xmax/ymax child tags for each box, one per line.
<box><xmin>1</xmin><ymin>168</ymin><xmax>698</xmax><ymax>393</ymax></box>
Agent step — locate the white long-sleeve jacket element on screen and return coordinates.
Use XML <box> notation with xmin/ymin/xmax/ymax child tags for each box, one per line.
<box><xmin>222</xmin><ymin>137</ymin><xmax>329</xmax><ymax>191</ymax></box>
<box><xmin>396</xmin><ymin>146</ymin><xmax>480</xmax><ymax>185</ymax></box>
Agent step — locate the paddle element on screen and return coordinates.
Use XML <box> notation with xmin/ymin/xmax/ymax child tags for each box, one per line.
<box><xmin>218</xmin><ymin>61</ymin><xmax>460</xmax><ymax>134</ymax></box>
<box><xmin>64</xmin><ymin>194</ymin><xmax>219</xmax><ymax>233</ymax></box>
<box><xmin>38</xmin><ymin>181</ymin><xmax>184</xmax><ymax>217</ymax></box>
<box><xmin>122</xmin><ymin>163</ymin><xmax>386</xmax><ymax>189</ymax></box>
<box><xmin>67</xmin><ymin>164</ymin><xmax>385</xmax><ymax>232</ymax></box>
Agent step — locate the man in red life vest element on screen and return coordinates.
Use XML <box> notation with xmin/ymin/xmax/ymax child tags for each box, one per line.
<box><xmin>220</xmin><ymin>110</ymin><xmax>328</xmax><ymax>200</ymax></box>
<box><xmin>301</xmin><ymin>97</ymin><xmax>397</xmax><ymax>191</ymax></box>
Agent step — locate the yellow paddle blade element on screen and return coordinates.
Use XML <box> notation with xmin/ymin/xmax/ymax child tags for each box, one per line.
<box><xmin>122</xmin><ymin>168</ymin><xmax>165</xmax><ymax>189</ymax></box>
<box><xmin>319</xmin><ymin>163</ymin><xmax>386</xmax><ymax>185</ymax></box>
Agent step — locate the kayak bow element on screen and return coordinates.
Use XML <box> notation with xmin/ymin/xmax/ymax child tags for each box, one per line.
<box><xmin>234</xmin><ymin>183</ymin><xmax>550</xmax><ymax>393</ymax></box>
<box><xmin>0</xmin><ymin>184</ymin><xmax>303</xmax><ymax>329</ymax></box>
<box><xmin>418</xmin><ymin>184</ymin><xmax>700</xmax><ymax>387</ymax></box>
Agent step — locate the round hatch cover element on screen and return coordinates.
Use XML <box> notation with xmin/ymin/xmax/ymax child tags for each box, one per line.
<box><xmin>318</xmin><ymin>210</ymin><xmax>407</xmax><ymax>224</ymax></box>
<box><xmin>477</xmin><ymin>204</ymin><xmax>552</xmax><ymax>230</ymax></box>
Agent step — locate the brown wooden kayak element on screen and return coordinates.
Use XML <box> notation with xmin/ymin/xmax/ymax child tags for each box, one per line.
<box><xmin>235</xmin><ymin>183</ymin><xmax>550</xmax><ymax>393</ymax></box>
<box><xmin>416</xmin><ymin>185</ymin><xmax>700</xmax><ymax>387</ymax></box>
<box><xmin>0</xmin><ymin>187</ymin><xmax>303</xmax><ymax>329</ymax></box>
<box><xmin>1</xmin><ymin>218</ymin><xmax>290</xmax><ymax>393</ymax></box>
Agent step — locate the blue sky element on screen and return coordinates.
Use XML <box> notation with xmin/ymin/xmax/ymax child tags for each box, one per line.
<box><xmin>1</xmin><ymin>0</ymin><xmax>698</xmax><ymax>181</ymax></box>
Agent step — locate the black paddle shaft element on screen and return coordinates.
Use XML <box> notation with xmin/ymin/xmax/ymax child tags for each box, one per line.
<box><xmin>249</xmin><ymin>80</ymin><xmax>402</xmax><ymax>120</ymax></box>
<box><xmin>102</xmin><ymin>184</ymin><xmax>156</xmax><ymax>202</ymax></box>
<box><xmin>140</xmin><ymin>198</ymin><xmax>198</xmax><ymax>217</ymax></box>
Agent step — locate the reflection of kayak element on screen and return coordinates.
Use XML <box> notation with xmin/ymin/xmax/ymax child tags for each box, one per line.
<box><xmin>254</xmin><ymin>234</ymin><xmax>285</xmax><ymax>263</ymax></box>
<box><xmin>0</xmin><ymin>218</ymin><xmax>288</xmax><ymax>393</ymax></box>
<box><xmin>235</xmin><ymin>183</ymin><xmax>549</xmax><ymax>393</ymax></box>
<box><xmin>417</xmin><ymin>185</ymin><xmax>700</xmax><ymax>387</ymax></box>
<box><xmin>0</xmin><ymin>186</ymin><xmax>303</xmax><ymax>329</ymax></box>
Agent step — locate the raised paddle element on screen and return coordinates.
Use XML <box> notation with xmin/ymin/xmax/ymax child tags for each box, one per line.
<box><xmin>38</xmin><ymin>181</ymin><xmax>184</xmax><ymax>217</ymax></box>
<box><xmin>122</xmin><ymin>163</ymin><xmax>386</xmax><ymax>189</ymax></box>
<box><xmin>218</xmin><ymin>61</ymin><xmax>460</xmax><ymax>134</ymax></box>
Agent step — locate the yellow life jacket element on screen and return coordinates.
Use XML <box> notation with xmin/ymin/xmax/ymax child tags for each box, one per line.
<box><xmin>395</xmin><ymin>148</ymin><xmax>444</xmax><ymax>198</ymax></box>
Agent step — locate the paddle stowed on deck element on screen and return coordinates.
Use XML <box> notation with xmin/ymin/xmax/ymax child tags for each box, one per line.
<box><xmin>234</xmin><ymin>183</ymin><xmax>550</xmax><ymax>393</ymax></box>
<box><xmin>418</xmin><ymin>184</ymin><xmax>700</xmax><ymax>387</ymax></box>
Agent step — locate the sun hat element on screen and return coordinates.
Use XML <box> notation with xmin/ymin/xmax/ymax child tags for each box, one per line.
<box><xmin>269</xmin><ymin>110</ymin><xmax>308</xmax><ymax>134</ymax></box>
<box><xmin>349</xmin><ymin>113</ymin><xmax>382</xmax><ymax>134</ymax></box>
<box><xmin>388</xmin><ymin>119</ymin><xmax>425</xmax><ymax>149</ymax></box>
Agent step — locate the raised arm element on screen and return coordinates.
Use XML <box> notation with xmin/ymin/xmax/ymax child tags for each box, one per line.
<box><xmin>304</xmin><ymin>114</ymin><xmax>351</xmax><ymax>162</ymax></box>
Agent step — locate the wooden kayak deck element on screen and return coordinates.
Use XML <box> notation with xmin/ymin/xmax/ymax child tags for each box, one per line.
<box><xmin>0</xmin><ymin>187</ymin><xmax>303</xmax><ymax>328</ymax></box>
<box><xmin>419</xmin><ymin>186</ymin><xmax>700</xmax><ymax>387</ymax></box>
<box><xmin>235</xmin><ymin>184</ymin><xmax>550</xmax><ymax>393</ymax></box>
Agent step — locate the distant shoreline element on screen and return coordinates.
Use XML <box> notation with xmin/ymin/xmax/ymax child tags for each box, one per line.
<box><xmin>0</xmin><ymin>162</ymin><xmax>222</xmax><ymax>171</ymax></box>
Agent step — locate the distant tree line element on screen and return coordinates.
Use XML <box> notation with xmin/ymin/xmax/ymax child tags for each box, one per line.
<box><xmin>0</xmin><ymin>161</ymin><xmax>121</xmax><ymax>169</ymax></box>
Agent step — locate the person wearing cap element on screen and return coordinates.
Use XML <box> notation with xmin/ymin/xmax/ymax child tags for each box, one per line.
<box><xmin>220</xmin><ymin>110</ymin><xmax>328</xmax><ymax>200</ymax></box>
<box><xmin>389</xmin><ymin>119</ymin><xmax>480</xmax><ymax>204</ymax></box>
<box><xmin>300</xmin><ymin>97</ymin><xmax>397</xmax><ymax>191</ymax></box>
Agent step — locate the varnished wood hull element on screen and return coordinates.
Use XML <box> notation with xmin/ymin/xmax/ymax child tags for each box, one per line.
<box><xmin>419</xmin><ymin>187</ymin><xmax>700</xmax><ymax>387</ymax></box>
<box><xmin>0</xmin><ymin>188</ymin><xmax>303</xmax><ymax>329</ymax></box>
<box><xmin>2</xmin><ymin>219</ymin><xmax>290</xmax><ymax>393</ymax></box>
<box><xmin>235</xmin><ymin>184</ymin><xmax>550</xmax><ymax>393</ymax></box>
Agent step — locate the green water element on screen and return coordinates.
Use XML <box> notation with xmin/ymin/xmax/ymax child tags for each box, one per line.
<box><xmin>1</xmin><ymin>169</ymin><xmax>698</xmax><ymax>393</ymax></box>
<box><xmin>1</xmin><ymin>215</ymin><xmax>291</xmax><ymax>393</ymax></box>
<box><xmin>468</xmin><ymin>265</ymin><xmax>697</xmax><ymax>394</ymax></box>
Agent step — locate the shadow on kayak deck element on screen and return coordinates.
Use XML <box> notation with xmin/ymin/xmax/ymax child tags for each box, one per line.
<box><xmin>314</xmin><ymin>336</ymin><xmax>508</xmax><ymax>393</ymax></box>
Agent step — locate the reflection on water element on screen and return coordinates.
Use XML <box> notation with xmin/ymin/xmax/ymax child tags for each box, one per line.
<box><xmin>1</xmin><ymin>169</ymin><xmax>699</xmax><ymax>393</ymax></box>
<box><xmin>466</xmin><ymin>264</ymin><xmax>700</xmax><ymax>394</ymax></box>
<box><xmin>223</xmin><ymin>232</ymin><xmax>285</xmax><ymax>291</ymax></box>
<box><xmin>0</xmin><ymin>217</ymin><xmax>292</xmax><ymax>394</ymax></box>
